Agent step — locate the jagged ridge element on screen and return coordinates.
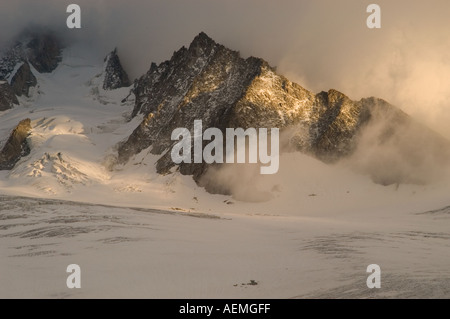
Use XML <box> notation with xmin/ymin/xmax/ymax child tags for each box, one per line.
<box><xmin>116</xmin><ymin>32</ymin><xmax>450</xmax><ymax>189</ymax></box>
<box><xmin>0</xmin><ymin>31</ymin><xmax>62</xmax><ymax>80</ymax></box>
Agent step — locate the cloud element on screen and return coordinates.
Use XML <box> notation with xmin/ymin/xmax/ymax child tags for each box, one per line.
<box><xmin>1</xmin><ymin>0</ymin><xmax>450</xmax><ymax>138</ymax></box>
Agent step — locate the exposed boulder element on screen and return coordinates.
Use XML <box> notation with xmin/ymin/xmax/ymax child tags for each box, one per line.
<box><xmin>0</xmin><ymin>118</ymin><xmax>32</xmax><ymax>170</ymax></box>
<box><xmin>1</xmin><ymin>31</ymin><xmax>63</xmax><ymax>79</ymax></box>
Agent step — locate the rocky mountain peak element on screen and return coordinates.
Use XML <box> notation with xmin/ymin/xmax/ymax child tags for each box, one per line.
<box><xmin>10</xmin><ymin>62</ymin><xmax>37</xmax><ymax>97</ymax></box>
<box><xmin>0</xmin><ymin>30</ymin><xmax>62</xmax><ymax>80</ymax></box>
<box><xmin>0</xmin><ymin>30</ymin><xmax>62</xmax><ymax>110</ymax></box>
<box><xmin>0</xmin><ymin>118</ymin><xmax>31</xmax><ymax>170</ymax></box>
<box><xmin>189</xmin><ymin>32</ymin><xmax>218</xmax><ymax>54</ymax></box>
<box><xmin>26</xmin><ymin>32</ymin><xmax>62</xmax><ymax>73</ymax></box>
<box><xmin>103</xmin><ymin>48</ymin><xmax>131</xmax><ymax>90</ymax></box>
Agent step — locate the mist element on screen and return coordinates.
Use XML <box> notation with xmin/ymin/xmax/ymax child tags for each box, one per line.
<box><xmin>2</xmin><ymin>1</ymin><xmax>450</xmax><ymax>201</ymax></box>
<box><xmin>1</xmin><ymin>0</ymin><xmax>450</xmax><ymax>138</ymax></box>
<box><xmin>199</xmin><ymin>118</ymin><xmax>450</xmax><ymax>202</ymax></box>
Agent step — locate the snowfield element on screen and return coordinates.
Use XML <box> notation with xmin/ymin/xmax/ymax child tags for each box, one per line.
<box><xmin>1</xmin><ymin>195</ymin><xmax>449</xmax><ymax>298</ymax></box>
<box><xmin>0</xmin><ymin>44</ymin><xmax>449</xmax><ymax>298</ymax></box>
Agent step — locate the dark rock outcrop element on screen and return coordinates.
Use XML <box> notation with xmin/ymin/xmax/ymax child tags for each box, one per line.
<box><xmin>117</xmin><ymin>32</ymin><xmax>362</xmax><ymax>178</ymax></box>
<box><xmin>0</xmin><ymin>31</ymin><xmax>62</xmax><ymax>81</ymax></box>
<box><xmin>0</xmin><ymin>81</ymin><xmax>19</xmax><ymax>111</ymax></box>
<box><xmin>103</xmin><ymin>49</ymin><xmax>130</xmax><ymax>90</ymax></box>
<box><xmin>10</xmin><ymin>62</ymin><xmax>37</xmax><ymax>97</ymax></box>
<box><xmin>0</xmin><ymin>42</ymin><xmax>25</xmax><ymax>81</ymax></box>
<box><xmin>0</xmin><ymin>119</ymin><xmax>32</xmax><ymax>170</ymax></box>
<box><xmin>117</xmin><ymin>32</ymin><xmax>450</xmax><ymax>188</ymax></box>
<box><xmin>26</xmin><ymin>33</ymin><xmax>62</xmax><ymax>73</ymax></box>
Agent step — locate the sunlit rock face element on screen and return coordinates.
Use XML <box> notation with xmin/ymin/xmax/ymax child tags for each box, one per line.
<box><xmin>118</xmin><ymin>32</ymin><xmax>450</xmax><ymax>188</ymax></box>
<box><xmin>0</xmin><ymin>81</ymin><xmax>19</xmax><ymax>111</ymax></box>
<box><xmin>0</xmin><ymin>118</ymin><xmax>31</xmax><ymax>170</ymax></box>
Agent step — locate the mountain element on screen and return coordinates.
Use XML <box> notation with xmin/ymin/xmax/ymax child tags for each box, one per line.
<box><xmin>103</xmin><ymin>48</ymin><xmax>131</xmax><ymax>90</ymax></box>
<box><xmin>0</xmin><ymin>30</ymin><xmax>60</xmax><ymax>109</ymax></box>
<box><xmin>10</xmin><ymin>62</ymin><xmax>37</xmax><ymax>97</ymax></box>
<box><xmin>0</xmin><ymin>31</ymin><xmax>62</xmax><ymax>171</ymax></box>
<box><xmin>118</xmin><ymin>32</ymin><xmax>263</xmax><ymax>182</ymax></box>
<box><xmin>0</xmin><ymin>118</ymin><xmax>31</xmax><ymax>170</ymax></box>
<box><xmin>118</xmin><ymin>32</ymin><xmax>450</xmax><ymax>191</ymax></box>
<box><xmin>0</xmin><ymin>81</ymin><xmax>19</xmax><ymax>111</ymax></box>
<box><xmin>0</xmin><ymin>31</ymin><xmax>62</xmax><ymax>80</ymax></box>
<box><xmin>0</xmin><ymin>30</ymin><xmax>449</xmax><ymax>197</ymax></box>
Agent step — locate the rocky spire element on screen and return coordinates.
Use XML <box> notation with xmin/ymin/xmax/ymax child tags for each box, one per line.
<box><xmin>0</xmin><ymin>81</ymin><xmax>19</xmax><ymax>111</ymax></box>
<box><xmin>103</xmin><ymin>48</ymin><xmax>131</xmax><ymax>90</ymax></box>
<box><xmin>26</xmin><ymin>32</ymin><xmax>62</xmax><ymax>73</ymax></box>
<box><xmin>10</xmin><ymin>62</ymin><xmax>37</xmax><ymax>97</ymax></box>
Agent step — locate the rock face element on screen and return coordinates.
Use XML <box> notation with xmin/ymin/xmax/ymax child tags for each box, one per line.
<box><xmin>0</xmin><ymin>81</ymin><xmax>19</xmax><ymax>111</ymax></box>
<box><xmin>346</xmin><ymin>97</ymin><xmax>450</xmax><ymax>185</ymax></box>
<box><xmin>0</xmin><ymin>119</ymin><xmax>32</xmax><ymax>170</ymax></box>
<box><xmin>103</xmin><ymin>49</ymin><xmax>130</xmax><ymax>90</ymax></box>
<box><xmin>0</xmin><ymin>31</ymin><xmax>62</xmax><ymax>80</ymax></box>
<box><xmin>119</xmin><ymin>32</ymin><xmax>263</xmax><ymax>179</ymax></box>
<box><xmin>26</xmin><ymin>33</ymin><xmax>62</xmax><ymax>73</ymax></box>
<box><xmin>0</xmin><ymin>43</ymin><xmax>25</xmax><ymax>81</ymax></box>
<box><xmin>118</xmin><ymin>32</ymin><xmax>450</xmax><ymax>188</ymax></box>
<box><xmin>10</xmin><ymin>62</ymin><xmax>37</xmax><ymax>97</ymax></box>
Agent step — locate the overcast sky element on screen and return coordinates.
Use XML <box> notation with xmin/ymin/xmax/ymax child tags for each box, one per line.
<box><xmin>1</xmin><ymin>0</ymin><xmax>450</xmax><ymax>137</ymax></box>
